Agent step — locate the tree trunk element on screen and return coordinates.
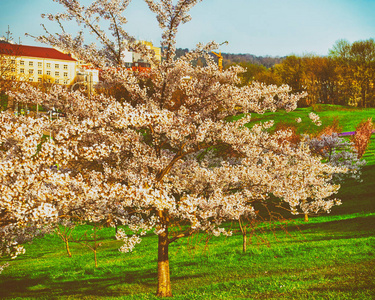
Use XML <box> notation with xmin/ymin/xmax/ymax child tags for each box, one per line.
<box><xmin>65</xmin><ymin>239</ymin><xmax>72</xmax><ymax>257</ymax></box>
<box><xmin>242</xmin><ymin>232</ymin><xmax>247</xmax><ymax>253</ymax></box>
<box><xmin>94</xmin><ymin>249</ymin><xmax>98</xmax><ymax>268</ymax></box>
<box><xmin>156</xmin><ymin>226</ymin><xmax>172</xmax><ymax>297</ymax></box>
<box><xmin>304</xmin><ymin>214</ymin><xmax>309</xmax><ymax>222</ymax></box>
<box><xmin>238</xmin><ymin>217</ymin><xmax>247</xmax><ymax>253</ymax></box>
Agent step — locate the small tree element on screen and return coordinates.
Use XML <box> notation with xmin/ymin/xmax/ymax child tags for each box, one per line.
<box><xmin>308</xmin><ymin>133</ymin><xmax>365</xmax><ymax>181</ymax></box>
<box><xmin>352</xmin><ymin>118</ymin><xmax>374</xmax><ymax>158</ymax></box>
<box><xmin>0</xmin><ymin>44</ymin><xmax>19</xmax><ymax>92</ymax></box>
<box><xmin>1</xmin><ymin>0</ymin><xmax>346</xmax><ymax>296</ymax></box>
<box><xmin>0</xmin><ymin>41</ymin><xmax>27</xmax><ymax>110</ymax></box>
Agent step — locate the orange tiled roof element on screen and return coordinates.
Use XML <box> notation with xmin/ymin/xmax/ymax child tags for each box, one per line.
<box><xmin>0</xmin><ymin>43</ymin><xmax>76</xmax><ymax>62</ymax></box>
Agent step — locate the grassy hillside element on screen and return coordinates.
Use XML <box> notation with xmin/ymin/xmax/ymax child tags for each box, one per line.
<box><xmin>1</xmin><ymin>176</ymin><xmax>374</xmax><ymax>299</ymax></box>
<box><xmin>232</xmin><ymin>104</ymin><xmax>375</xmax><ymax>165</ymax></box>
<box><xmin>0</xmin><ymin>105</ymin><xmax>374</xmax><ymax>299</ymax></box>
<box><xmin>247</xmin><ymin>105</ymin><xmax>375</xmax><ymax>134</ymax></box>
<box><xmin>0</xmin><ymin>164</ymin><xmax>374</xmax><ymax>299</ymax></box>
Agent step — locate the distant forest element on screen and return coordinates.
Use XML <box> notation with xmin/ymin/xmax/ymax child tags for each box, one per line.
<box><xmin>175</xmin><ymin>48</ymin><xmax>284</xmax><ymax>68</ymax></box>
<box><xmin>175</xmin><ymin>38</ymin><xmax>375</xmax><ymax>108</ymax></box>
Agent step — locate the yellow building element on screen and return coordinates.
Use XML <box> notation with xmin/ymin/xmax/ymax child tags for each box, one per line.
<box><xmin>140</xmin><ymin>41</ymin><xmax>161</xmax><ymax>62</ymax></box>
<box><xmin>0</xmin><ymin>41</ymin><xmax>160</xmax><ymax>88</ymax></box>
<box><xmin>0</xmin><ymin>42</ymin><xmax>77</xmax><ymax>85</ymax></box>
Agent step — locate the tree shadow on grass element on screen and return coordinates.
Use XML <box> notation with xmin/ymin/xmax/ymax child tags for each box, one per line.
<box><xmin>311</xmin><ymin>214</ymin><xmax>373</xmax><ymax>231</ymax></box>
<box><xmin>0</xmin><ymin>276</ymin><xmax>50</xmax><ymax>298</ymax></box>
<box><xmin>0</xmin><ymin>267</ymin><xmax>207</xmax><ymax>299</ymax></box>
<box><xmin>283</xmin><ymin>215</ymin><xmax>375</xmax><ymax>239</ymax></box>
<box><xmin>0</xmin><ymin>270</ymin><xmax>155</xmax><ymax>299</ymax></box>
<box><xmin>305</xmin><ymin>260</ymin><xmax>375</xmax><ymax>295</ymax></box>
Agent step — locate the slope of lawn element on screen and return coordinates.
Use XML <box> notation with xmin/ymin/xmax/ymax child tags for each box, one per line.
<box><xmin>0</xmin><ymin>105</ymin><xmax>374</xmax><ymax>299</ymax></box>
<box><xmin>234</xmin><ymin>104</ymin><xmax>375</xmax><ymax>165</ymax></box>
<box><xmin>239</xmin><ymin>104</ymin><xmax>375</xmax><ymax>134</ymax></box>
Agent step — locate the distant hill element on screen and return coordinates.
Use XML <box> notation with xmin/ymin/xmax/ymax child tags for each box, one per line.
<box><xmin>221</xmin><ymin>53</ymin><xmax>285</xmax><ymax>68</ymax></box>
<box><xmin>174</xmin><ymin>48</ymin><xmax>285</xmax><ymax>68</ymax></box>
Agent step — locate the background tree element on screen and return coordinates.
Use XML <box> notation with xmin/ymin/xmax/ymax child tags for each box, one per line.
<box><xmin>302</xmin><ymin>55</ymin><xmax>338</xmax><ymax>105</ymax></box>
<box><xmin>352</xmin><ymin>118</ymin><xmax>374</xmax><ymax>158</ymax></box>
<box><xmin>233</xmin><ymin>62</ymin><xmax>281</xmax><ymax>87</ymax></box>
<box><xmin>0</xmin><ymin>49</ymin><xmax>17</xmax><ymax>86</ymax></box>
<box><xmin>0</xmin><ymin>42</ymin><xmax>24</xmax><ymax>109</ymax></box>
<box><xmin>348</xmin><ymin>39</ymin><xmax>375</xmax><ymax>107</ymax></box>
<box><xmin>1</xmin><ymin>0</ymin><xmax>346</xmax><ymax>297</ymax></box>
<box><xmin>274</xmin><ymin>55</ymin><xmax>305</xmax><ymax>92</ymax></box>
<box><xmin>234</xmin><ymin>62</ymin><xmax>267</xmax><ymax>86</ymax></box>
<box><xmin>329</xmin><ymin>39</ymin><xmax>375</xmax><ymax>107</ymax></box>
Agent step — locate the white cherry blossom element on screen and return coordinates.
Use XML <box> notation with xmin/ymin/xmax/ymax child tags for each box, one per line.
<box><xmin>0</xmin><ymin>0</ymin><xmax>348</xmax><ymax>296</ymax></box>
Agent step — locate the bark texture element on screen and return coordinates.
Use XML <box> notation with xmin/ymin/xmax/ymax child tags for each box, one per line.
<box><xmin>157</xmin><ymin>224</ymin><xmax>172</xmax><ymax>297</ymax></box>
<box><xmin>243</xmin><ymin>233</ymin><xmax>247</xmax><ymax>253</ymax></box>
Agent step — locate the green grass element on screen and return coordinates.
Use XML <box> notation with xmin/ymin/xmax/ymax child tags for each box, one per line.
<box><xmin>238</xmin><ymin>105</ymin><xmax>375</xmax><ymax>134</ymax></box>
<box><xmin>1</xmin><ymin>166</ymin><xmax>375</xmax><ymax>299</ymax></box>
<box><xmin>1</xmin><ymin>104</ymin><xmax>375</xmax><ymax>299</ymax></box>
<box><xmin>232</xmin><ymin>104</ymin><xmax>375</xmax><ymax>165</ymax></box>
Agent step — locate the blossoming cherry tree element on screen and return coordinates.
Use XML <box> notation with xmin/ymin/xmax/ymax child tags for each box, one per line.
<box><xmin>0</xmin><ymin>0</ymin><xmax>345</xmax><ymax>296</ymax></box>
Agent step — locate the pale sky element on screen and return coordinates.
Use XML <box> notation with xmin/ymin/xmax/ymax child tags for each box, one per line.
<box><xmin>0</xmin><ymin>0</ymin><xmax>374</xmax><ymax>57</ymax></box>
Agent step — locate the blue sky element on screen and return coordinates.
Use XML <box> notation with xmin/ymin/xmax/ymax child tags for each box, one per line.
<box><xmin>0</xmin><ymin>0</ymin><xmax>374</xmax><ymax>56</ymax></box>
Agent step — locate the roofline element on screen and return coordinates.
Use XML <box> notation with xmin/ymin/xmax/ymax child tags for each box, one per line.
<box><xmin>0</xmin><ymin>43</ymin><xmax>77</xmax><ymax>62</ymax></box>
<box><xmin>15</xmin><ymin>55</ymin><xmax>78</xmax><ymax>62</ymax></box>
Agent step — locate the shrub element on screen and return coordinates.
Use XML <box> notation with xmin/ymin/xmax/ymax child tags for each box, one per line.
<box><xmin>274</xmin><ymin>122</ymin><xmax>301</xmax><ymax>145</ymax></box>
<box><xmin>316</xmin><ymin>116</ymin><xmax>342</xmax><ymax>137</ymax></box>
<box><xmin>352</xmin><ymin>118</ymin><xmax>374</xmax><ymax>158</ymax></box>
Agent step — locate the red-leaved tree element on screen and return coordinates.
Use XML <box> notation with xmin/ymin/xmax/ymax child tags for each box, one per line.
<box><xmin>352</xmin><ymin>118</ymin><xmax>374</xmax><ymax>158</ymax></box>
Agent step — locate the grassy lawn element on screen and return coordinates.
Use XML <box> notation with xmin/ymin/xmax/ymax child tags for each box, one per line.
<box><xmin>236</xmin><ymin>104</ymin><xmax>375</xmax><ymax>165</ymax></box>
<box><xmin>240</xmin><ymin>104</ymin><xmax>375</xmax><ymax>134</ymax></box>
<box><xmin>1</xmin><ymin>105</ymin><xmax>374</xmax><ymax>299</ymax></box>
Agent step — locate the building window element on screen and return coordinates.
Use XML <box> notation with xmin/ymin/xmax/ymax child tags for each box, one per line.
<box><xmin>11</xmin><ymin>60</ymin><xmax>15</xmax><ymax>64</ymax></box>
<box><xmin>38</xmin><ymin>62</ymin><xmax>42</xmax><ymax>67</ymax></box>
<box><xmin>55</xmin><ymin>72</ymin><xmax>59</xmax><ymax>76</ymax></box>
<box><xmin>63</xmin><ymin>65</ymin><xmax>68</xmax><ymax>69</ymax></box>
<box><xmin>20</xmin><ymin>68</ymin><xmax>24</xmax><ymax>73</ymax></box>
<box><xmin>47</xmin><ymin>71</ymin><xmax>51</xmax><ymax>75</ymax></box>
<box><xmin>55</xmin><ymin>64</ymin><xmax>59</xmax><ymax>69</ymax></box>
<box><xmin>20</xmin><ymin>61</ymin><xmax>24</xmax><ymax>65</ymax></box>
<box><xmin>64</xmin><ymin>72</ymin><xmax>68</xmax><ymax>77</ymax></box>
<box><xmin>38</xmin><ymin>70</ymin><xmax>42</xmax><ymax>75</ymax></box>
<box><xmin>29</xmin><ymin>61</ymin><xmax>33</xmax><ymax>66</ymax></box>
<box><xmin>29</xmin><ymin>78</ymin><xmax>33</xmax><ymax>82</ymax></box>
<box><xmin>55</xmin><ymin>79</ymin><xmax>59</xmax><ymax>84</ymax></box>
<box><xmin>29</xmin><ymin>69</ymin><xmax>34</xmax><ymax>74</ymax></box>
<box><xmin>48</xmin><ymin>79</ymin><xmax>51</xmax><ymax>83</ymax></box>
<box><xmin>47</xmin><ymin>63</ymin><xmax>51</xmax><ymax>68</ymax></box>
<box><xmin>11</xmin><ymin>68</ymin><xmax>15</xmax><ymax>72</ymax></box>
<box><xmin>64</xmin><ymin>80</ymin><xmax>68</xmax><ymax>85</ymax></box>
<box><xmin>38</xmin><ymin>78</ymin><xmax>42</xmax><ymax>82</ymax></box>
